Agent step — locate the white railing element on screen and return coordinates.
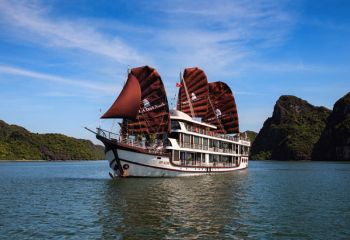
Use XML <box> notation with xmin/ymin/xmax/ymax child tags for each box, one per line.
<box><xmin>178</xmin><ymin>142</ymin><xmax>239</xmax><ymax>154</ymax></box>
<box><xmin>97</xmin><ymin>128</ymin><xmax>120</xmax><ymax>141</ymax></box>
<box><xmin>184</xmin><ymin>126</ymin><xmax>250</xmax><ymax>142</ymax></box>
<box><xmin>176</xmin><ymin>161</ymin><xmax>239</xmax><ymax>167</ymax></box>
<box><xmin>97</xmin><ymin>128</ymin><xmax>167</xmax><ymax>154</ymax></box>
<box><xmin>96</xmin><ymin>127</ymin><xmax>249</xmax><ymax>156</ymax></box>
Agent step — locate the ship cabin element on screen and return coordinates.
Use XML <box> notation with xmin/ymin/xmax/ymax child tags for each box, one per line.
<box><xmin>166</xmin><ymin>110</ymin><xmax>250</xmax><ymax>167</ymax></box>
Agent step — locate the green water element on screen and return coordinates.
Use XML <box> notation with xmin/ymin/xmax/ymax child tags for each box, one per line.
<box><xmin>0</xmin><ymin>160</ymin><xmax>349</xmax><ymax>239</ymax></box>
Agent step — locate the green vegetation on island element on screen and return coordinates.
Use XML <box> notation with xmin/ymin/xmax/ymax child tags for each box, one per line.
<box><xmin>243</xmin><ymin>131</ymin><xmax>257</xmax><ymax>145</ymax></box>
<box><xmin>251</xmin><ymin>92</ymin><xmax>350</xmax><ymax>161</ymax></box>
<box><xmin>312</xmin><ymin>92</ymin><xmax>350</xmax><ymax>161</ymax></box>
<box><xmin>250</xmin><ymin>95</ymin><xmax>331</xmax><ymax>160</ymax></box>
<box><xmin>0</xmin><ymin>120</ymin><xmax>104</xmax><ymax>160</ymax></box>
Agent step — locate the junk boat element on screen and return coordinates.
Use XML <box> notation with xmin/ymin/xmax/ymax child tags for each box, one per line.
<box><xmin>93</xmin><ymin>66</ymin><xmax>250</xmax><ymax>177</ymax></box>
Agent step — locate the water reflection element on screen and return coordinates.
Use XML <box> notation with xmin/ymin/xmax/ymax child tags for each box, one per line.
<box><xmin>100</xmin><ymin>171</ymin><xmax>249</xmax><ymax>239</ymax></box>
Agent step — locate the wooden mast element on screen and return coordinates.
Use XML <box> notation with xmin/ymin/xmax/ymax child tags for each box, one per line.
<box><xmin>181</xmin><ymin>71</ymin><xmax>195</xmax><ymax>118</ymax></box>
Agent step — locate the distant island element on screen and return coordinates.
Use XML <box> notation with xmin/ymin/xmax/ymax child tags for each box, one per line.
<box><xmin>251</xmin><ymin>92</ymin><xmax>350</xmax><ymax>161</ymax></box>
<box><xmin>0</xmin><ymin>120</ymin><xmax>104</xmax><ymax>160</ymax></box>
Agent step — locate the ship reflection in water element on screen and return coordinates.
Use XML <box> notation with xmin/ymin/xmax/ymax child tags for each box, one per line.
<box><xmin>100</xmin><ymin>171</ymin><xmax>248</xmax><ymax>239</ymax></box>
<box><xmin>99</xmin><ymin>161</ymin><xmax>350</xmax><ymax>239</ymax></box>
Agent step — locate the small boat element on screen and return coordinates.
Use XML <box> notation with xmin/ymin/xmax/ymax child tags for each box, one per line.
<box><xmin>94</xmin><ymin>66</ymin><xmax>250</xmax><ymax>177</ymax></box>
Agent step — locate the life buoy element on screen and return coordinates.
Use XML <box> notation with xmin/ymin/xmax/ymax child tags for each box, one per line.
<box><xmin>123</xmin><ymin>164</ymin><xmax>130</xmax><ymax>170</ymax></box>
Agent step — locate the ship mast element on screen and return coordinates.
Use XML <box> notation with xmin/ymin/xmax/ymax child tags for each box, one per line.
<box><xmin>123</xmin><ymin>67</ymin><xmax>131</xmax><ymax>137</ymax></box>
<box><xmin>180</xmin><ymin>71</ymin><xmax>195</xmax><ymax>118</ymax></box>
<box><xmin>208</xmin><ymin>95</ymin><xmax>226</xmax><ymax>134</ymax></box>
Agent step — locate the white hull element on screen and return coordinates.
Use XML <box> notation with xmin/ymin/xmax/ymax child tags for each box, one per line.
<box><xmin>107</xmin><ymin>148</ymin><xmax>248</xmax><ymax>177</ymax></box>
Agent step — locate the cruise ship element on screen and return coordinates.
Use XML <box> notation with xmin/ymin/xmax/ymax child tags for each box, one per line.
<box><xmin>92</xmin><ymin>66</ymin><xmax>250</xmax><ymax>177</ymax></box>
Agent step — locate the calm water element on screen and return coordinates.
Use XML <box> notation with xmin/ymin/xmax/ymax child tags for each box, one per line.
<box><xmin>0</xmin><ymin>161</ymin><xmax>350</xmax><ymax>239</ymax></box>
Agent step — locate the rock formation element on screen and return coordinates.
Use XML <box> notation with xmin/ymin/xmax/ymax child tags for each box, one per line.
<box><xmin>251</xmin><ymin>96</ymin><xmax>331</xmax><ymax>160</ymax></box>
<box><xmin>312</xmin><ymin>92</ymin><xmax>350</xmax><ymax>161</ymax></box>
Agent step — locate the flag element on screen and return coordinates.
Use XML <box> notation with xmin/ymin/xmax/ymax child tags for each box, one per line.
<box><xmin>176</xmin><ymin>82</ymin><xmax>182</xmax><ymax>87</ymax></box>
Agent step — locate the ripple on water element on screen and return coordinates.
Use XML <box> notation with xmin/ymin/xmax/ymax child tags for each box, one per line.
<box><xmin>0</xmin><ymin>160</ymin><xmax>350</xmax><ymax>239</ymax></box>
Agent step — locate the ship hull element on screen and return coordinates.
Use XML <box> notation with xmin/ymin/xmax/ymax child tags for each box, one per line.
<box><xmin>100</xmin><ymin>137</ymin><xmax>248</xmax><ymax>177</ymax></box>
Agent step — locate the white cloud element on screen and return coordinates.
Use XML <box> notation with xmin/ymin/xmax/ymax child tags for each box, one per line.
<box><xmin>0</xmin><ymin>0</ymin><xmax>145</xmax><ymax>64</ymax></box>
<box><xmin>0</xmin><ymin>65</ymin><xmax>117</xmax><ymax>94</ymax></box>
<box><xmin>139</xmin><ymin>0</ymin><xmax>295</xmax><ymax>78</ymax></box>
<box><xmin>0</xmin><ymin>0</ymin><xmax>296</xmax><ymax>78</ymax></box>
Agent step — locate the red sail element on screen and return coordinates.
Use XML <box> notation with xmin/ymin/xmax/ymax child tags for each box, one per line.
<box><xmin>204</xmin><ymin>82</ymin><xmax>239</xmax><ymax>134</ymax></box>
<box><xmin>101</xmin><ymin>74</ymin><xmax>141</xmax><ymax>119</ymax></box>
<box><xmin>102</xmin><ymin>66</ymin><xmax>170</xmax><ymax>134</ymax></box>
<box><xmin>177</xmin><ymin>67</ymin><xmax>209</xmax><ymax>118</ymax></box>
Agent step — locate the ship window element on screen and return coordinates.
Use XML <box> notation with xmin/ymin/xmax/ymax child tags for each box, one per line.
<box><xmin>190</xmin><ymin>152</ymin><xmax>195</xmax><ymax>161</ymax></box>
<box><xmin>171</xmin><ymin>120</ymin><xmax>181</xmax><ymax>130</ymax></box>
<box><xmin>169</xmin><ymin>132</ymin><xmax>179</xmax><ymax>139</ymax></box>
<box><xmin>209</xmin><ymin>139</ymin><xmax>214</xmax><ymax>148</ymax></box>
<box><xmin>180</xmin><ymin>151</ymin><xmax>194</xmax><ymax>161</ymax></box>
<box><xmin>180</xmin><ymin>151</ymin><xmax>186</xmax><ymax>161</ymax></box>
<box><xmin>183</xmin><ymin>134</ymin><xmax>191</xmax><ymax>143</ymax></box>
<box><xmin>209</xmin><ymin>154</ymin><xmax>219</xmax><ymax>163</ymax></box>
<box><xmin>222</xmin><ymin>156</ymin><xmax>229</xmax><ymax>162</ymax></box>
<box><xmin>203</xmin><ymin>138</ymin><xmax>208</xmax><ymax>146</ymax></box>
<box><xmin>164</xmin><ymin>138</ymin><xmax>171</xmax><ymax>147</ymax></box>
<box><xmin>173</xmin><ymin>150</ymin><xmax>179</xmax><ymax>161</ymax></box>
<box><xmin>214</xmin><ymin>141</ymin><xmax>219</xmax><ymax>148</ymax></box>
<box><xmin>196</xmin><ymin>152</ymin><xmax>202</xmax><ymax>161</ymax></box>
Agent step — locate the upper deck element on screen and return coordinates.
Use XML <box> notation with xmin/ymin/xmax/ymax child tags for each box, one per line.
<box><xmin>170</xmin><ymin>109</ymin><xmax>217</xmax><ymax>129</ymax></box>
<box><xmin>93</xmin><ymin>109</ymin><xmax>250</xmax><ymax>158</ymax></box>
<box><xmin>169</xmin><ymin>109</ymin><xmax>250</xmax><ymax>147</ymax></box>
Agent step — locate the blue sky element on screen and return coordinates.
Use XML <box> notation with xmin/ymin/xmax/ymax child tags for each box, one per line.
<box><xmin>0</xmin><ymin>0</ymin><xmax>349</xmax><ymax>144</ymax></box>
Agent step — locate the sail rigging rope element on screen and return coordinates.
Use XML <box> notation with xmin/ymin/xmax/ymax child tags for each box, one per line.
<box><xmin>171</xmin><ymin>91</ymin><xmax>177</xmax><ymax>110</ymax></box>
<box><xmin>181</xmin><ymin>72</ymin><xmax>195</xmax><ymax>118</ymax></box>
<box><xmin>208</xmin><ymin>96</ymin><xmax>226</xmax><ymax>135</ymax></box>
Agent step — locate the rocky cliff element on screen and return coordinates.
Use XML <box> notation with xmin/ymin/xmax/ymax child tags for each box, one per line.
<box><xmin>0</xmin><ymin>120</ymin><xmax>104</xmax><ymax>160</ymax></box>
<box><xmin>312</xmin><ymin>92</ymin><xmax>350</xmax><ymax>161</ymax></box>
<box><xmin>251</xmin><ymin>96</ymin><xmax>331</xmax><ymax>160</ymax></box>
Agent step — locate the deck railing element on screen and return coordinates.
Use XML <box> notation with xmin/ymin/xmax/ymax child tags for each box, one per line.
<box><xmin>174</xmin><ymin>160</ymin><xmax>240</xmax><ymax>167</ymax></box>
<box><xmin>184</xmin><ymin>126</ymin><xmax>250</xmax><ymax>142</ymax></box>
<box><xmin>97</xmin><ymin>127</ymin><xmax>120</xmax><ymax>141</ymax></box>
<box><xmin>96</xmin><ymin>128</ymin><xmax>249</xmax><ymax>156</ymax></box>
<box><xmin>179</xmin><ymin>142</ymin><xmax>239</xmax><ymax>154</ymax></box>
<box><xmin>97</xmin><ymin>128</ymin><xmax>168</xmax><ymax>155</ymax></box>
